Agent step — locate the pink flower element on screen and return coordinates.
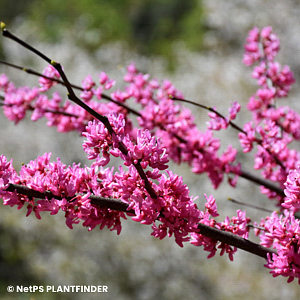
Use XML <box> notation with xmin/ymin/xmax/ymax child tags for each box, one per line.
<box><xmin>207</xmin><ymin>101</ymin><xmax>241</xmax><ymax>131</ymax></box>
<box><xmin>238</xmin><ymin>122</ymin><xmax>256</xmax><ymax>152</ymax></box>
<box><xmin>243</xmin><ymin>26</ymin><xmax>280</xmax><ymax>66</ymax></box>
<box><xmin>3</xmin><ymin>86</ymin><xmax>39</xmax><ymax>124</ymax></box>
<box><xmin>80</xmin><ymin>75</ymin><xmax>95</xmax><ymax>101</ymax></box>
<box><xmin>39</xmin><ymin>64</ymin><xmax>60</xmax><ymax>92</ymax></box>
<box><xmin>99</xmin><ymin>72</ymin><xmax>115</xmax><ymax>90</ymax></box>
<box><xmin>283</xmin><ymin>167</ymin><xmax>300</xmax><ymax>210</ymax></box>
<box><xmin>207</xmin><ymin>109</ymin><xmax>228</xmax><ymax>130</ymax></box>
<box><xmin>267</xmin><ymin>62</ymin><xmax>295</xmax><ymax>98</ymax></box>
<box><xmin>228</xmin><ymin>101</ymin><xmax>241</xmax><ymax>121</ymax></box>
<box><xmin>243</xmin><ymin>27</ymin><xmax>261</xmax><ymax>66</ymax></box>
<box><xmin>204</xmin><ymin>194</ymin><xmax>219</xmax><ymax>217</ymax></box>
<box><xmin>261</xmin><ymin>26</ymin><xmax>280</xmax><ymax>61</ymax></box>
<box><xmin>81</xmin><ymin>75</ymin><xmax>95</xmax><ymax>90</ymax></box>
<box><xmin>0</xmin><ymin>155</ymin><xmax>16</xmax><ymax>193</ymax></box>
<box><xmin>0</xmin><ymin>73</ymin><xmax>10</xmax><ymax>91</ymax></box>
<box><xmin>31</xmin><ymin>94</ymin><xmax>49</xmax><ymax>121</ymax></box>
<box><xmin>191</xmin><ymin>209</ymin><xmax>250</xmax><ymax>260</ymax></box>
<box><xmin>82</xmin><ymin>119</ymin><xmax>113</xmax><ymax>166</ymax></box>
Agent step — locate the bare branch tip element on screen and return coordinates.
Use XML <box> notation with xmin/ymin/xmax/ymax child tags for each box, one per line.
<box><xmin>1</xmin><ymin>22</ymin><xmax>6</xmax><ymax>32</ymax></box>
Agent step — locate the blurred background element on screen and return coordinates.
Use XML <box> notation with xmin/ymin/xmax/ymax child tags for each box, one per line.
<box><xmin>1</xmin><ymin>1</ymin><xmax>300</xmax><ymax>299</ymax></box>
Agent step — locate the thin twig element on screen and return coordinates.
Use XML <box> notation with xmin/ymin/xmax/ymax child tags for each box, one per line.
<box><xmin>171</xmin><ymin>96</ymin><xmax>286</xmax><ymax>171</ymax></box>
<box><xmin>228</xmin><ymin>197</ymin><xmax>275</xmax><ymax>213</ymax></box>
<box><xmin>171</xmin><ymin>96</ymin><xmax>246</xmax><ymax>133</ymax></box>
<box><xmin>237</xmin><ymin>169</ymin><xmax>285</xmax><ymax>197</ymax></box>
<box><xmin>0</xmin><ymin>60</ymin><xmax>141</xmax><ymax>117</ymax></box>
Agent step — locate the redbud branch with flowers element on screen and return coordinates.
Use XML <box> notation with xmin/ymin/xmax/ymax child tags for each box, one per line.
<box><xmin>1</xmin><ymin>22</ymin><xmax>300</xmax><ymax>283</ymax></box>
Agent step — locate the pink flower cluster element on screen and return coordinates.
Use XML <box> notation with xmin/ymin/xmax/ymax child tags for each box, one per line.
<box><xmin>82</xmin><ymin>114</ymin><xmax>169</xmax><ymax>175</ymax></box>
<box><xmin>80</xmin><ymin>72</ymin><xmax>116</xmax><ymax>101</ymax></box>
<box><xmin>243</xmin><ymin>26</ymin><xmax>279</xmax><ymax>66</ymax></box>
<box><xmin>0</xmin><ymin>153</ymin><xmax>126</xmax><ymax>232</ymax></box>
<box><xmin>244</xmin><ymin>26</ymin><xmax>295</xmax><ymax>113</ymax></box>
<box><xmin>0</xmin><ymin>69</ymin><xmax>127</xmax><ymax>132</ymax></box>
<box><xmin>256</xmin><ymin>210</ymin><xmax>300</xmax><ymax>283</ymax></box>
<box><xmin>191</xmin><ymin>195</ymin><xmax>250</xmax><ymax>260</ymax></box>
<box><xmin>39</xmin><ymin>64</ymin><xmax>60</xmax><ymax>92</ymax></box>
<box><xmin>207</xmin><ymin>101</ymin><xmax>241</xmax><ymax>130</ymax></box>
<box><xmin>283</xmin><ymin>167</ymin><xmax>300</xmax><ymax>211</ymax></box>
<box><xmin>237</xmin><ymin>26</ymin><xmax>299</xmax><ymax>205</ymax></box>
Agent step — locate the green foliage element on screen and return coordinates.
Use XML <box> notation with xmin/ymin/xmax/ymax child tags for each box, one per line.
<box><xmin>129</xmin><ymin>0</ymin><xmax>207</xmax><ymax>69</ymax></box>
<box><xmin>27</xmin><ymin>0</ymin><xmax>131</xmax><ymax>47</ymax></box>
<box><xmin>130</xmin><ymin>0</ymin><xmax>205</xmax><ymax>51</ymax></box>
<box><xmin>0</xmin><ymin>0</ymin><xmax>32</xmax><ymax>22</ymax></box>
<box><xmin>10</xmin><ymin>0</ymin><xmax>207</xmax><ymax>69</ymax></box>
<box><xmin>178</xmin><ymin>3</ymin><xmax>207</xmax><ymax>52</ymax></box>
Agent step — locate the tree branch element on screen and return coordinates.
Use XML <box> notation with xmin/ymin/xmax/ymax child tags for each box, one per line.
<box><xmin>238</xmin><ymin>169</ymin><xmax>285</xmax><ymax>197</ymax></box>
<box><xmin>3</xmin><ymin>182</ymin><xmax>276</xmax><ymax>259</ymax></box>
<box><xmin>5</xmin><ymin>183</ymin><xmax>133</xmax><ymax>213</ymax></box>
<box><xmin>197</xmin><ymin>223</ymin><xmax>276</xmax><ymax>259</ymax></box>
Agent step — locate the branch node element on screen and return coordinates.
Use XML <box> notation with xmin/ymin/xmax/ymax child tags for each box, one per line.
<box><xmin>1</xmin><ymin>21</ymin><xmax>6</xmax><ymax>32</ymax></box>
<box><xmin>51</xmin><ymin>60</ymin><xmax>58</xmax><ymax>67</ymax></box>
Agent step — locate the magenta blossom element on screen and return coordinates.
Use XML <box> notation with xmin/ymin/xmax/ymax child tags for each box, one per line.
<box><xmin>39</xmin><ymin>64</ymin><xmax>60</xmax><ymax>92</ymax></box>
